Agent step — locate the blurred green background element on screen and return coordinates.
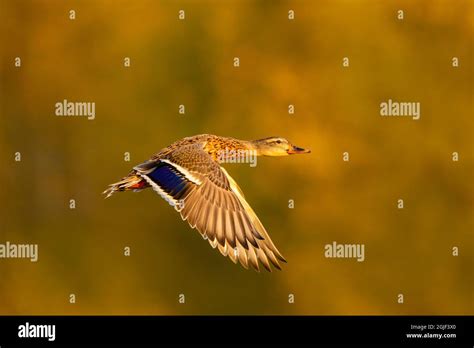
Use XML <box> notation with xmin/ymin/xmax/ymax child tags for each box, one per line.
<box><xmin>0</xmin><ymin>0</ymin><xmax>472</xmax><ymax>315</ymax></box>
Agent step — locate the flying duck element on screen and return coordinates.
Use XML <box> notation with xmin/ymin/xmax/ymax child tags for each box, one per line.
<box><xmin>104</xmin><ymin>134</ymin><xmax>310</xmax><ymax>272</ymax></box>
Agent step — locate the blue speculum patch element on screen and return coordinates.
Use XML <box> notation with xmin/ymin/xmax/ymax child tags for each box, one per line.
<box><xmin>147</xmin><ymin>164</ymin><xmax>188</xmax><ymax>197</ymax></box>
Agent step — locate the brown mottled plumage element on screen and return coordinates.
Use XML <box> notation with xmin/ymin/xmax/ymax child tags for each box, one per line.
<box><xmin>104</xmin><ymin>134</ymin><xmax>310</xmax><ymax>272</ymax></box>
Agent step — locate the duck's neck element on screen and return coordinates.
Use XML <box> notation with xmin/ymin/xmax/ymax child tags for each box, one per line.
<box><xmin>205</xmin><ymin>137</ymin><xmax>259</xmax><ymax>162</ymax></box>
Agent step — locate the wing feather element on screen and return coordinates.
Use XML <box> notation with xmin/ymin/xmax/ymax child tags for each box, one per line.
<box><xmin>139</xmin><ymin>144</ymin><xmax>286</xmax><ymax>271</ymax></box>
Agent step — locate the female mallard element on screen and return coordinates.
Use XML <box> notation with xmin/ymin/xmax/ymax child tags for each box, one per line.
<box><xmin>104</xmin><ymin>134</ymin><xmax>310</xmax><ymax>272</ymax></box>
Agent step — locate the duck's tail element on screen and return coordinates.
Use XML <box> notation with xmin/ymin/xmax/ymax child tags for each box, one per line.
<box><xmin>103</xmin><ymin>172</ymin><xmax>148</xmax><ymax>198</ymax></box>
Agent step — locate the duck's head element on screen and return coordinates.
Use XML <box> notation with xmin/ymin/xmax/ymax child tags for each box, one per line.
<box><xmin>251</xmin><ymin>136</ymin><xmax>311</xmax><ymax>156</ymax></box>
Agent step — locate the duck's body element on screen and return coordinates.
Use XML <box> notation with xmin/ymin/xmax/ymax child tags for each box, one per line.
<box><xmin>104</xmin><ymin>134</ymin><xmax>310</xmax><ymax>272</ymax></box>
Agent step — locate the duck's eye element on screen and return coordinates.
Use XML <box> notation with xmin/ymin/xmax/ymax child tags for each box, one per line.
<box><xmin>276</xmin><ymin>140</ymin><xmax>282</xmax><ymax>144</ymax></box>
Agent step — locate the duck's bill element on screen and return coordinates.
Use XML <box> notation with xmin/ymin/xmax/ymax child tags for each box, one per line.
<box><xmin>287</xmin><ymin>145</ymin><xmax>311</xmax><ymax>154</ymax></box>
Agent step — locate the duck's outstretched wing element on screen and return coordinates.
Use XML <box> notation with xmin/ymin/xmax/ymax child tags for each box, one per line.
<box><xmin>134</xmin><ymin>144</ymin><xmax>286</xmax><ymax>272</ymax></box>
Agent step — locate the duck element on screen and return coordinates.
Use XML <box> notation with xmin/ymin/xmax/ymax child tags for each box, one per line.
<box><xmin>104</xmin><ymin>134</ymin><xmax>310</xmax><ymax>272</ymax></box>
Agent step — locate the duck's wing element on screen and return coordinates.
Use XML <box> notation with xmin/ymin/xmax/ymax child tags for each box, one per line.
<box><xmin>134</xmin><ymin>144</ymin><xmax>286</xmax><ymax>272</ymax></box>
